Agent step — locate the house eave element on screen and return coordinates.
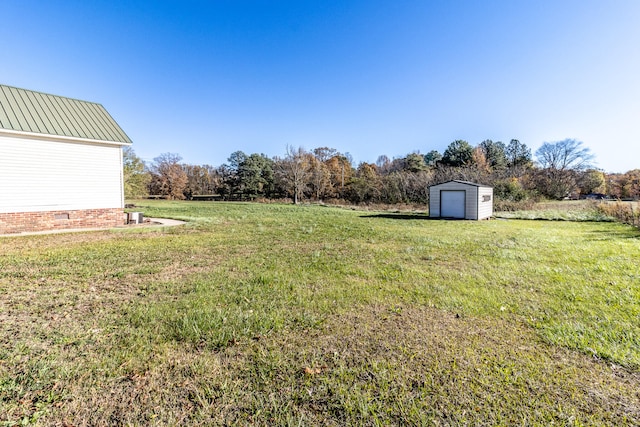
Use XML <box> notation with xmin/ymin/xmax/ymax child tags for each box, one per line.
<box><xmin>0</xmin><ymin>128</ymin><xmax>132</xmax><ymax>147</ymax></box>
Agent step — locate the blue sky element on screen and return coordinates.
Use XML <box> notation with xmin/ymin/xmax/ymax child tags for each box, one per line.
<box><xmin>2</xmin><ymin>0</ymin><xmax>639</xmax><ymax>173</ymax></box>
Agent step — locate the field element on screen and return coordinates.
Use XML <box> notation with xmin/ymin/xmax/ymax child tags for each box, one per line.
<box><xmin>1</xmin><ymin>201</ymin><xmax>639</xmax><ymax>425</ymax></box>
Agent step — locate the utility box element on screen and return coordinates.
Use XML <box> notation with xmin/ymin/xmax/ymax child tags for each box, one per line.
<box><xmin>128</xmin><ymin>212</ymin><xmax>144</xmax><ymax>224</ymax></box>
<box><xmin>429</xmin><ymin>180</ymin><xmax>493</xmax><ymax>220</ymax></box>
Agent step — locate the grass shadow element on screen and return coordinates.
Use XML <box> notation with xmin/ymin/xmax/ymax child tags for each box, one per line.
<box><xmin>587</xmin><ymin>228</ymin><xmax>640</xmax><ymax>240</ymax></box>
<box><xmin>360</xmin><ymin>213</ymin><xmax>435</xmax><ymax>221</ymax></box>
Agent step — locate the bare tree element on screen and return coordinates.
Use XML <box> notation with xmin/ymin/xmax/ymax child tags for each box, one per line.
<box><xmin>536</xmin><ymin>139</ymin><xmax>594</xmax><ymax>171</ymax></box>
<box><xmin>535</xmin><ymin>139</ymin><xmax>595</xmax><ymax>199</ymax></box>
<box><xmin>275</xmin><ymin>146</ymin><xmax>312</xmax><ymax>204</ymax></box>
<box><xmin>183</xmin><ymin>164</ymin><xmax>219</xmax><ymax>197</ymax></box>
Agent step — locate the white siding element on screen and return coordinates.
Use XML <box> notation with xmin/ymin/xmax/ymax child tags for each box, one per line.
<box><xmin>0</xmin><ymin>134</ymin><xmax>124</xmax><ymax>213</ymax></box>
<box><xmin>477</xmin><ymin>187</ymin><xmax>493</xmax><ymax>220</ymax></box>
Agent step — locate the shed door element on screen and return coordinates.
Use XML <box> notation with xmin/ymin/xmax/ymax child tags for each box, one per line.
<box><xmin>440</xmin><ymin>190</ymin><xmax>466</xmax><ymax>218</ymax></box>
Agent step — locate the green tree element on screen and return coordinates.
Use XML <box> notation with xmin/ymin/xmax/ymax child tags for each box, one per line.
<box><xmin>237</xmin><ymin>153</ymin><xmax>275</xmax><ymax>199</ymax></box>
<box><xmin>423</xmin><ymin>150</ymin><xmax>442</xmax><ymax>167</ymax></box>
<box><xmin>479</xmin><ymin>140</ymin><xmax>507</xmax><ymax>171</ymax></box>
<box><xmin>222</xmin><ymin>150</ymin><xmax>246</xmax><ymax>197</ymax></box>
<box><xmin>505</xmin><ymin>139</ymin><xmax>532</xmax><ymax>176</ymax></box>
<box><xmin>122</xmin><ymin>146</ymin><xmax>150</xmax><ymax>199</ymax></box>
<box><xmin>215</xmin><ymin>164</ymin><xmax>235</xmax><ymax>199</ymax></box>
<box><xmin>348</xmin><ymin>163</ymin><xmax>380</xmax><ymax>203</ymax></box>
<box><xmin>441</xmin><ymin>140</ymin><xmax>473</xmax><ymax>167</ymax></box>
<box><xmin>227</xmin><ymin>151</ymin><xmax>248</xmax><ymax>170</ymax></box>
<box><xmin>404</xmin><ymin>152</ymin><xmax>427</xmax><ymax>172</ymax></box>
<box><xmin>493</xmin><ymin>178</ymin><xmax>529</xmax><ymax>202</ymax></box>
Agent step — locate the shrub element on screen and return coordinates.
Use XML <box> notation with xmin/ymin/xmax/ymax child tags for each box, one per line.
<box><xmin>494</xmin><ymin>199</ymin><xmax>535</xmax><ymax>212</ymax></box>
<box><xmin>493</xmin><ymin>178</ymin><xmax>530</xmax><ymax>202</ymax></box>
<box><xmin>597</xmin><ymin>201</ymin><xmax>640</xmax><ymax>228</ymax></box>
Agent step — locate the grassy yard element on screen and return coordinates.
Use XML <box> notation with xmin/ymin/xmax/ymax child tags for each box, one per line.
<box><xmin>1</xmin><ymin>201</ymin><xmax>639</xmax><ymax>425</ymax></box>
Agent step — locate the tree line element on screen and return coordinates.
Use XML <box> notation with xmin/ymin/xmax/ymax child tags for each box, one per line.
<box><xmin>123</xmin><ymin>138</ymin><xmax>640</xmax><ymax>206</ymax></box>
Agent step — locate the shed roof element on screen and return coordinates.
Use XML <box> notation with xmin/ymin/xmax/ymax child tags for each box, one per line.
<box><xmin>430</xmin><ymin>180</ymin><xmax>492</xmax><ymax>188</ymax></box>
<box><xmin>0</xmin><ymin>84</ymin><xmax>131</xmax><ymax>144</ymax></box>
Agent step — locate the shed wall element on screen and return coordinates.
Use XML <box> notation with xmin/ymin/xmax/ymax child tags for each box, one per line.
<box><xmin>430</xmin><ymin>181</ymin><xmax>480</xmax><ymax>219</ymax></box>
<box><xmin>0</xmin><ymin>134</ymin><xmax>124</xmax><ymax>214</ymax></box>
<box><xmin>477</xmin><ymin>186</ymin><xmax>494</xmax><ymax>220</ymax></box>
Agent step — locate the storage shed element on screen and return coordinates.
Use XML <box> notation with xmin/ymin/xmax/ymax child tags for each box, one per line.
<box><xmin>429</xmin><ymin>180</ymin><xmax>493</xmax><ymax>220</ymax></box>
<box><xmin>0</xmin><ymin>84</ymin><xmax>132</xmax><ymax>234</ymax></box>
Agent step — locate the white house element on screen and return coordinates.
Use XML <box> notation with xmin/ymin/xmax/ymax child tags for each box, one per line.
<box><xmin>429</xmin><ymin>180</ymin><xmax>493</xmax><ymax>220</ymax></box>
<box><xmin>0</xmin><ymin>84</ymin><xmax>132</xmax><ymax>234</ymax></box>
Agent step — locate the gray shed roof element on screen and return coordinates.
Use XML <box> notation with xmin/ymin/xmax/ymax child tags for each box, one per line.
<box><xmin>0</xmin><ymin>84</ymin><xmax>131</xmax><ymax>144</ymax></box>
<box><xmin>430</xmin><ymin>180</ymin><xmax>492</xmax><ymax>188</ymax></box>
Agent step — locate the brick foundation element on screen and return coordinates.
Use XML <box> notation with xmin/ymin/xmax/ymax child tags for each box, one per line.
<box><xmin>0</xmin><ymin>208</ymin><xmax>126</xmax><ymax>234</ymax></box>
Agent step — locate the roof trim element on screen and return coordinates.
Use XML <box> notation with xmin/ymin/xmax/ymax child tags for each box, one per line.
<box><xmin>0</xmin><ymin>127</ymin><xmax>131</xmax><ymax>147</ymax></box>
<box><xmin>0</xmin><ymin>84</ymin><xmax>132</xmax><ymax>144</ymax></box>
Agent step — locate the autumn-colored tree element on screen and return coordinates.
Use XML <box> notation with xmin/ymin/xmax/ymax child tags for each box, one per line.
<box><xmin>308</xmin><ymin>156</ymin><xmax>331</xmax><ymax>200</ymax></box>
<box><xmin>313</xmin><ymin>147</ymin><xmax>338</xmax><ymax>163</ymax></box>
<box><xmin>627</xmin><ymin>170</ymin><xmax>640</xmax><ymax>199</ymax></box>
<box><xmin>577</xmin><ymin>169</ymin><xmax>606</xmax><ymax>196</ymax></box>
<box><xmin>183</xmin><ymin>164</ymin><xmax>219</xmax><ymax>197</ymax></box>
<box><xmin>148</xmin><ymin>153</ymin><xmax>188</xmax><ymax>200</ymax></box>
<box><xmin>472</xmin><ymin>146</ymin><xmax>490</xmax><ymax>175</ymax></box>
<box><xmin>324</xmin><ymin>154</ymin><xmax>354</xmax><ymax>199</ymax></box>
<box><xmin>607</xmin><ymin>170</ymin><xmax>640</xmax><ymax>199</ymax></box>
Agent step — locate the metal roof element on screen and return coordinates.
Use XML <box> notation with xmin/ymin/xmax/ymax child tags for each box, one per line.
<box><xmin>430</xmin><ymin>180</ymin><xmax>493</xmax><ymax>188</ymax></box>
<box><xmin>0</xmin><ymin>84</ymin><xmax>132</xmax><ymax>144</ymax></box>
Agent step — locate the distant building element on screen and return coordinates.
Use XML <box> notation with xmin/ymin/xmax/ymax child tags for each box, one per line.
<box><xmin>429</xmin><ymin>180</ymin><xmax>493</xmax><ymax>220</ymax></box>
<box><xmin>0</xmin><ymin>84</ymin><xmax>132</xmax><ymax>233</ymax></box>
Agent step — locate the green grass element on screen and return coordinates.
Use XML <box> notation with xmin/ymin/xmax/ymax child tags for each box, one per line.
<box><xmin>1</xmin><ymin>200</ymin><xmax>639</xmax><ymax>425</ymax></box>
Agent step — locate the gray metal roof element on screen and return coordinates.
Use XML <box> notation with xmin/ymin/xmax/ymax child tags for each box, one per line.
<box><xmin>430</xmin><ymin>180</ymin><xmax>493</xmax><ymax>188</ymax></box>
<box><xmin>0</xmin><ymin>84</ymin><xmax>132</xmax><ymax>144</ymax></box>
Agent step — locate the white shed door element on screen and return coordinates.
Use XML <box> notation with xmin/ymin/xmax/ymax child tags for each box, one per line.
<box><xmin>441</xmin><ymin>191</ymin><xmax>466</xmax><ymax>218</ymax></box>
